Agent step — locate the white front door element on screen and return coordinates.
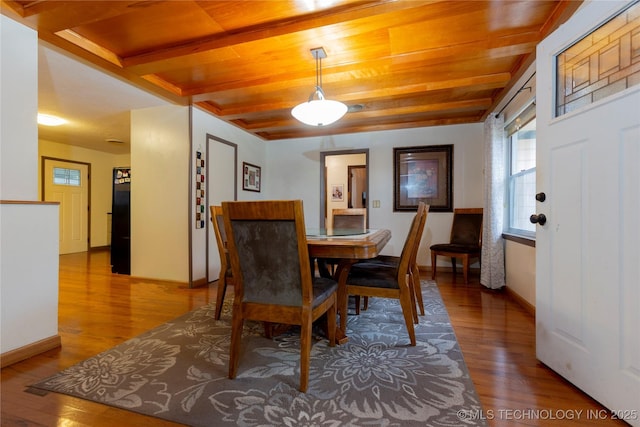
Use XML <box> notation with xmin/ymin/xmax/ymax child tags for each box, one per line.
<box><xmin>536</xmin><ymin>2</ymin><xmax>640</xmax><ymax>424</ymax></box>
<box><xmin>44</xmin><ymin>159</ymin><xmax>89</xmax><ymax>254</ymax></box>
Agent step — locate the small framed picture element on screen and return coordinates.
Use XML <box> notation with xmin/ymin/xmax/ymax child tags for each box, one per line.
<box><xmin>242</xmin><ymin>162</ymin><xmax>261</xmax><ymax>192</ymax></box>
<box><xmin>331</xmin><ymin>184</ymin><xmax>344</xmax><ymax>201</ymax></box>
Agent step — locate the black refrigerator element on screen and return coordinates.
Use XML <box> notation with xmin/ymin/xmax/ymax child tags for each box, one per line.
<box><xmin>111</xmin><ymin>167</ymin><xmax>131</xmax><ymax>274</ymax></box>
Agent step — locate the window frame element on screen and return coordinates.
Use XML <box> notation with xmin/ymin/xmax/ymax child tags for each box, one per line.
<box><xmin>504</xmin><ymin>102</ymin><xmax>537</xmax><ymax>240</ymax></box>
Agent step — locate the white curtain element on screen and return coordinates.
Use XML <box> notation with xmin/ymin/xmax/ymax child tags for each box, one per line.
<box><xmin>481</xmin><ymin>114</ymin><xmax>506</xmax><ymax>289</ymax></box>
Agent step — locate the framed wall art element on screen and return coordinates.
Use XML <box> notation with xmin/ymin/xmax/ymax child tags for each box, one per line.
<box><xmin>331</xmin><ymin>184</ymin><xmax>344</xmax><ymax>201</ymax></box>
<box><xmin>393</xmin><ymin>145</ymin><xmax>453</xmax><ymax>212</ymax></box>
<box><xmin>242</xmin><ymin>162</ymin><xmax>261</xmax><ymax>192</ymax></box>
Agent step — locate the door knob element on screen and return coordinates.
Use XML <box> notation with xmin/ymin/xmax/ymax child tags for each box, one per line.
<box><xmin>530</xmin><ymin>213</ymin><xmax>547</xmax><ymax>226</ymax></box>
<box><xmin>535</xmin><ymin>192</ymin><xmax>546</xmax><ymax>202</ymax></box>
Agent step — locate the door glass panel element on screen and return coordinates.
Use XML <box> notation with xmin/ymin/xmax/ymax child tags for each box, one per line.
<box><xmin>53</xmin><ymin>167</ymin><xmax>81</xmax><ymax>186</ymax></box>
<box><xmin>556</xmin><ymin>2</ymin><xmax>640</xmax><ymax>117</ymax></box>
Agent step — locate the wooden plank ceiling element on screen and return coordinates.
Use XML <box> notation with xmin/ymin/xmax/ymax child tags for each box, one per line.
<box><xmin>2</xmin><ymin>0</ymin><xmax>581</xmax><ymax>140</ymax></box>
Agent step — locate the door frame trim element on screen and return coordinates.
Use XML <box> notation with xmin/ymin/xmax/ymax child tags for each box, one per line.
<box><xmin>41</xmin><ymin>156</ymin><xmax>92</xmax><ymax>249</ymax></box>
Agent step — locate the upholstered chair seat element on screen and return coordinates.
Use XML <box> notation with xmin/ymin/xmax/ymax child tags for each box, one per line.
<box><xmin>429</xmin><ymin>243</ymin><xmax>479</xmax><ymax>253</ymax></box>
<box><xmin>348</xmin><ymin>262</ymin><xmax>402</xmax><ymax>289</ymax></box>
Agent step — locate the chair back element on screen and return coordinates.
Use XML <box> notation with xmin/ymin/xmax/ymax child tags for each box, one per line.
<box><xmin>222</xmin><ymin>200</ymin><xmax>313</xmax><ymax>307</ymax></box>
<box><xmin>410</xmin><ymin>203</ymin><xmax>429</xmax><ymax>265</ymax></box>
<box><xmin>397</xmin><ymin>202</ymin><xmax>427</xmax><ymax>280</ymax></box>
<box><xmin>450</xmin><ymin>208</ymin><xmax>483</xmax><ymax>248</ymax></box>
<box><xmin>210</xmin><ymin>205</ymin><xmax>229</xmax><ymax>259</ymax></box>
<box><xmin>210</xmin><ymin>205</ymin><xmax>233</xmax><ymax>319</ymax></box>
<box><xmin>332</xmin><ymin>208</ymin><xmax>367</xmax><ymax>230</ymax></box>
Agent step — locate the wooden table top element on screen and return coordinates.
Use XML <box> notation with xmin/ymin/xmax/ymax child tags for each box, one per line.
<box><xmin>306</xmin><ymin>229</ymin><xmax>392</xmax><ymax>260</ymax></box>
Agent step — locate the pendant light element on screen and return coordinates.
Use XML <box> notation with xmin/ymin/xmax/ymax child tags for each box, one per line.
<box><xmin>291</xmin><ymin>47</ymin><xmax>347</xmax><ymax>126</ymax></box>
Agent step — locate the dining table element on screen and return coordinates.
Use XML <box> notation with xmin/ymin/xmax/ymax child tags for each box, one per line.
<box><xmin>306</xmin><ymin>228</ymin><xmax>392</xmax><ymax>344</ymax></box>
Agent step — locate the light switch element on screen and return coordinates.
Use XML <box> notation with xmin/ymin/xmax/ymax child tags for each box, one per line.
<box><xmin>373</xmin><ymin>200</ymin><xmax>381</xmax><ymax>208</ymax></box>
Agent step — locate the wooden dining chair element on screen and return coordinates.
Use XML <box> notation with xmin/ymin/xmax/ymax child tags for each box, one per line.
<box><xmin>343</xmin><ymin>202</ymin><xmax>427</xmax><ymax>346</ymax></box>
<box><xmin>328</xmin><ymin>208</ymin><xmax>367</xmax><ymax>311</ymax></box>
<box><xmin>353</xmin><ymin>202</ymin><xmax>429</xmax><ymax>315</ymax></box>
<box><xmin>331</xmin><ymin>208</ymin><xmax>367</xmax><ymax>230</ymax></box>
<box><xmin>222</xmin><ymin>200</ymin><xmax>337</xmax><ymax>393</ymax></box>
<box><xmin>209</xmin><ymin>205</ymin><xmax>233</xmax><ymax>320</ymax></box>
<box><xmin>430</xmin><ymin>208</ymin><xmax>483</xmax><ymax>284</ymax></box>
<box><xmin>327</xmin><ymin>209</ymin><xmax>367</xmax><ymax>274</ymax></box>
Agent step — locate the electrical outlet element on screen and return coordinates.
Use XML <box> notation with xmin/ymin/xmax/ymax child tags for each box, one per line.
<box><xmin>373</xmin><ymin>200</ymin><xmax>381</xmax><ymax>208</ymax></box>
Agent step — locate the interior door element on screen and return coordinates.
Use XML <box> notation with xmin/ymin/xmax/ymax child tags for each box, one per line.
<box><xmin>43</xmin><ymin>159</ymin><xmax>89</xmax><ymax>254</ymax></box>
<box><xmin>206</xmin><ymin>135</ymin><xmax>237</xmax><ymax>282</ymax></box>
<box><xmin>348</xmin><ymin>165</ymin><xmax>367</xmax><ymax>210</ymax></box>
<box><xmin>535</xmin><ymin>2</ymin><xmax>640</xmax><ymax>423</ymax></box>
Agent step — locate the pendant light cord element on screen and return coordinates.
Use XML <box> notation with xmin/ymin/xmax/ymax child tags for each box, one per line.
<box><xmin>315</xmin><ymin>53</ymin><xmax>322</xmax><ymax>90</ymax></box>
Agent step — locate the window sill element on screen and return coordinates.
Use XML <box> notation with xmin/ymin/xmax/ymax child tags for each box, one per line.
<box><xmin>502</xmin><ymin>232</ymin><xmax>535</xmax><ymax>247</ymax></box>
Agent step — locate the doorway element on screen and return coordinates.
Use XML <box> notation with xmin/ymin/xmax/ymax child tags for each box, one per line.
<box><xmin>320</xmin><ymin>149</ymin><xmax>369</xmax><ymax>228</ymax></box>
<box><xmin>42</xmin><ymin>157</ymin><xmax>90</xmax><ymax>254</ymax></box>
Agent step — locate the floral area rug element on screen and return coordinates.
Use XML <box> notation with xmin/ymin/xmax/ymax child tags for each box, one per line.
<box><xmin>30</xmin><ymin>280</ymin><xmax>487</xmax><ymax>426</ymax></box>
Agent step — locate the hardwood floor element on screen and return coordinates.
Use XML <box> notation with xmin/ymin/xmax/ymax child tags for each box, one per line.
<box><xmin>1</xmin><ymin>249</ymin><xmax>625</xmax><ymax>426</ymax></box>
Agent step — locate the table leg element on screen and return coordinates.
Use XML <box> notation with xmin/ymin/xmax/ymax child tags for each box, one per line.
<box><xmin>333</xmin><ymin>259</ymin><xmax>356</xmax><ymax>344</ymax></box>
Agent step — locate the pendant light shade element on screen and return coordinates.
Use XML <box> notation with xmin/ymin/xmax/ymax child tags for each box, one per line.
<box><xmin>292</xmin><ymin>47</ymin><xmax>347</xmax><ymax>126</ymax></box>
<box><xmin>291</xmin><ymin>86</ymin><xmax>348</xmax><ymax>126</ymax></box>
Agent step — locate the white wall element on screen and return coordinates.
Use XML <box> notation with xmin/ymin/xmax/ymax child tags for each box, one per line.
<box><xmin>1</xmin><ymin>203</ymin><xmax>59</xmax><ymax>352</ymax></box>
<box><xmin>39</xmin><ymin>139</ymin><xmax>130</xmax><ymax>247</ymax></box>
<box><xmin>505</xmin><ymin>240</ymin><xmax>536</xmax><ymax>305</ymax></box>
<box><xmin>1</xmin><ymin>15</ymin><xmax>60</xmax><ymax>356</ymax></box>
<box><xmin>265</xmin><ymin>124</ymin><xmax>485</xmax><ymax>267</ymax></box>
<box><xmin>130</xmin><ymin>105</ymin><xmax>190</xmax><ymax>282</ymax></box>
<box><xmin>1</xmin><ymin>15</ymin><xmax>38</xmax><ymax>201</ymax></box>
<box><xmin>190</xmin><ymin>107</ymin><xmax>266</xmax><ymax>284</ymax></box>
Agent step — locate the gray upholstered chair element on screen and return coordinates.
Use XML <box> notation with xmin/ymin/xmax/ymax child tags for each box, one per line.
<box><xmin>352</xmin><ymin>202</ymin><xmax>429</xmax><ymax>315</ymax></box>
<box><xmin>430</xmin><ymin>208</ymin><xmax>483</xmax><ymax>284</ymax></box>
<box><xmin>343</xmin><ymin>202</ymin><xmax>428</xmax><ymax>346</ymax></box>
<box><xmin>222</xmin><ymin>200</ymin><xmax>337</xmax><ymax>393</ymax></box>
<box><xmin>210</xmin><ymin>205</ymin><xmax>233</xmax><ymax>320</ymax></box>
